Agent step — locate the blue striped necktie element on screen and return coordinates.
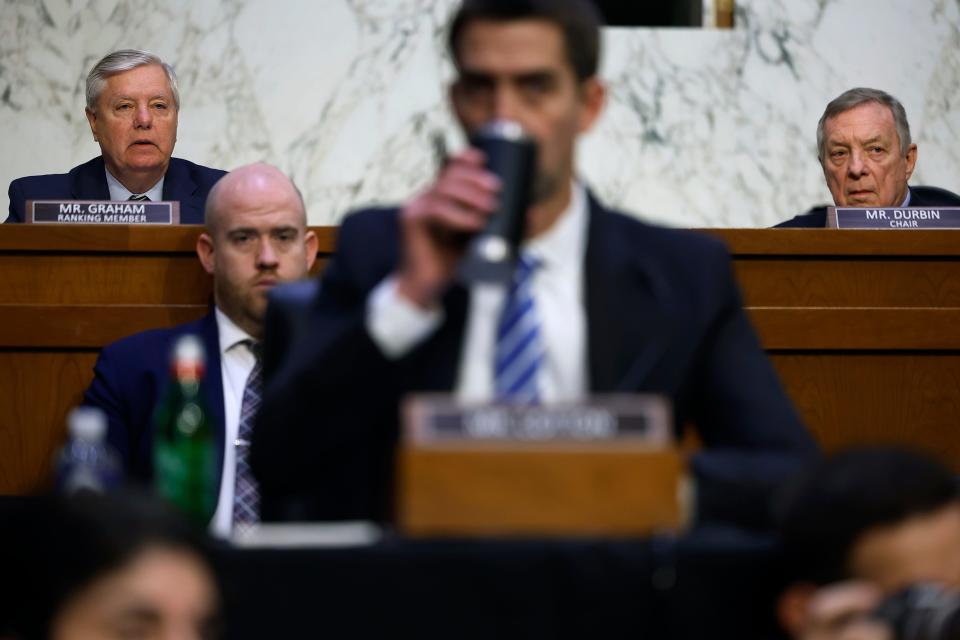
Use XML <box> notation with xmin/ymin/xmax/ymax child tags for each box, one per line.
<box><xmin>233</xmin><ymin>340</ymin><xmax>262</xmax><ymax>529</ymax></box>
<box><xmin>494</xmin><ymin>254</ymin><xmax>544</xmax><ymax>403</ymax></box>
<box><xmin>128</xmin><ymin>194</ymin><xmax>150</xmax><ymax>201</ymax></box>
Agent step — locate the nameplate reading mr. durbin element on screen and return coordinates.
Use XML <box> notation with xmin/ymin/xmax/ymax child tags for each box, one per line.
<box><xmin>828</xmin><ymin>206</ymin><xmax>960</xmax><ymax>229</ymax></box>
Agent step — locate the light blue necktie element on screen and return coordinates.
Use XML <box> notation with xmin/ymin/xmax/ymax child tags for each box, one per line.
<box><xmin>494</xmin><ymin>254</ymin><xmax>544</xmax><ymax>403</ymax></box>
<box><xmin>233</xmin><ymin>341</ymin><xmax>261</xmax><ymax>529</ymax></box>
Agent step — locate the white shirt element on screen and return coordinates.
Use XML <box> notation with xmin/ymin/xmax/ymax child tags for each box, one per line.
<box><xmin>105</xmin><ymin>168</ymin><xmax>164</xmax><ymax>201</ymax></box>
<box><xmin>367</xmin><ymin>181</ymin><xmax>589</xmax><ymax>403</ymax></box>
<box><xmin>210</xmin><ymin>307</ymin><xmax>258</xmax><ymax>538</ymax></box>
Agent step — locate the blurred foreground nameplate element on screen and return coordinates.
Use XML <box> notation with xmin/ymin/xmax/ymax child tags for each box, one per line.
<box><xmin>26</xmin><ymin>200</ymin><xmax>180</xmax><ymax>225</ymax></box>
<box><xmin>827</xmin><ymin>206</ymin><xmax>960</xmax><ymax>229</ymax></box>
<box><xmin>396</xmin><ymin>394</ymin><xmax>686</xmax><ymax>537</ymax></box>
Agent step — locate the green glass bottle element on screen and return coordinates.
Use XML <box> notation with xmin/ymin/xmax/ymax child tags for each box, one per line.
<box><xmin>152</xmin><ymin>334</ymin><xmax>216</xmax><ymax>526</ymax></box>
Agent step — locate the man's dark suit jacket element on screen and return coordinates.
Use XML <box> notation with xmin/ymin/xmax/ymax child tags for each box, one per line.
<box><xmin>6</xmin><ymin>156</ymin><xmax>226</xmax><ymax>223</ymax></box>
<box><xmin>82</xmin><ymin>309</ymin><xmax>226</xmax><ymax>493</ymax></box>
<box><xmin>252</xmin><ymin>193</ymin><xmax>818</xmax><ymax>527</ymax></box>
<box><xmin>775</xmin><ymin>185</ymin><xmax>960</xmax><ymax>227</ymax></box>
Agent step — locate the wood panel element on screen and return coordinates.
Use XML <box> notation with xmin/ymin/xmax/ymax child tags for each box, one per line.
<box><xmin>397</xmin><ymin>446</ymin><xmax>684</xmax><ymax>536</ymax></box>
<box><xmin>733</xmin><ymin>259</ymin><xmax>960</xmax><ymax>307</ymax></box>
<box><xmin>0</xmin><ymin>255</ymin><xmax>212</xmax><ymax>305</ymax></box>
<box><xmin>770</xmin><ymin>353</ymin><xmax>960</xmax><ymax>466</ymax></box>
<box><xmin>749</xmin><ymin>308</ymin><xmax>960</xmax><ymax>350</ymax></box>
<box><xmin>0</xmin><ymin>224</ymin><xmax>338</xmax><ymax>252</ymax></box>
<box><xmin>4</xmin><ymin>226</ymin><xmax>960</xmax><ymax>492</ymax></box>
<box><xmin>0</xmin><ymin>352</ymin><xmax>98</xmax><ymax>492</ymax></box>
<box><xmin>705</xmin><ymin>228</ymin><xmax>960</xmax><ymax>256</ymax></box>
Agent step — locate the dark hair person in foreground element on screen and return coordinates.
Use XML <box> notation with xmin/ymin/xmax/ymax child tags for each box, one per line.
<box><xmin>0</xmin><ymin>491</ymin><xmax>221</xmax><ymax>640</ymax></box>
<box><xmin>776</xmin><ymin>447</ymin><xmax>960</xmax><ymax>639</ymax></box>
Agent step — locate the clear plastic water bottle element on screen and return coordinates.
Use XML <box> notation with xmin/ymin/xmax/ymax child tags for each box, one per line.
<box><xmin>56</xmin><ymin>406</ymin><xmax>122</xmax><ymax>493</ymax></box>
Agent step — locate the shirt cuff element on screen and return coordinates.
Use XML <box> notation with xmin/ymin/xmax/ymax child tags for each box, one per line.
<box><xmin>366</xmin><ymin>275</ymin><xmax>444</xmax><ymax>359</ymax></box>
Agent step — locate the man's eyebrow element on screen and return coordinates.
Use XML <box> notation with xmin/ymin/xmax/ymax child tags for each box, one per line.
<box><xmin>226</xmin><ymin>226</ymin><xmax>257</xmax><ymax>236</ymax></box>
<box><xmin>460</xmin><ymin>67</ymin><xmax>556</xmax><ymax>79</ymax></box>
<box><xmin>458</xmin><ymin>69</ymin><xmax>494</xmax><ymax>82</ymax></box>
<box><xmin>109</xmin><ymin>93</ymin><xmax>171</xmax><ymax>103</ymax></box>
<box><xmin>516</xmin><ymin>70</ymin><xmax>555</xmax><ymax>82</ymax></box>
<box><xmin>113</xmin><ymin>605</ymin><xmax>162</xmax><ymax>624</ymax></box>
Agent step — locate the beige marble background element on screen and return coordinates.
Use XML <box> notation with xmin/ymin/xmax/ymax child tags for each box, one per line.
<box><xmin>1</xmin><ymin>0</ymin><xmax>958</xmax><ymax>226</ymax></box>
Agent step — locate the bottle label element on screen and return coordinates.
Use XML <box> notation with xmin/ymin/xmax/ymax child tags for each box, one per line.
<box><xmin>154</xmin><ymin>440</ymin><xmax>216</xmax><ymax>524</ymax></box>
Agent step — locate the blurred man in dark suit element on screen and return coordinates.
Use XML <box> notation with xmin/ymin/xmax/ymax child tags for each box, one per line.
<box><xmin>253</xmin><ymin>0</ymin><xmax>816</xmax><ymax>526</ymax></box>
<box><xmin>777</xmin><ymin>88</ymin><xmax>960</xmax><ymax>228</ymax></box>
<box><xmin>82</xmin><ymin>163</ymin><xmax>317</xmax><ymax>536</ymax></box>
<box><xmin>6</xmin><ymin>49</ymin><xmax>225</xmax><ymax>223</ymax></box>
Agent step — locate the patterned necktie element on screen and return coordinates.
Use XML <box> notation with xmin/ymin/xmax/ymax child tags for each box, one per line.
<box><xmin>233</xmin><ymin>341</ymin><xmax>262</xmax><ymax>529</ymax></box>
<box><xmin>494</xmin><ymin>254</ymin><xmax>544</xmax><ymax>403</ymax></box>
<box><xmin>128</xmin><ymin>194</ymin><xmax>150</xmax><ymax>201</ymax></box>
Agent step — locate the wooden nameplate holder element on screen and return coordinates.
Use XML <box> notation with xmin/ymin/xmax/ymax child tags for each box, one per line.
<box><xmin>395</xmin><ymin>394</ymin><xmax>687</xmax><ymax>537</ymax></box>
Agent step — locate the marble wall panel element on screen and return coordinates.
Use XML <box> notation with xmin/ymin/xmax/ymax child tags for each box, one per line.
<box><xmin>1</xmin><ymin>0</ymin><xmax>957</xmax><ymax>227</ymax></box>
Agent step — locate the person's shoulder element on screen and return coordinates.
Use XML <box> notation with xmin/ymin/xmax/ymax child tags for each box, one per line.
<box><xmin>98</xmin><ymin>316</ymin><xmax>208</xmax><ymax>365</ymax></box>
<box><xmin>341</xmin><ymin>205</ymin><xmax>401</xmax><ymax>226</ymax></box>
<box><xmin>9</xmin><ymin>157</ymin><xmax>101</xmax><ymax>192</ymax></box>
<box><xmin>774</xmin><ymin>206</ymin><xmax>828</xmax><ymax>228</ymax></box>
<box><xmin>589</xmin><ymin>201</ymin><xmax>738</xmax><ymax>299</ymax></box>
<box><xmin>168</xmin><ymin>157</ymin><xmax>227</xmax><ymax>187</ymax></box>
<box><xmin>320</xmin><ymin>205</ymin><xmax>403</xmax><ymax>288</ymax></box>
<box><xmin>911</xmin><ymin>185</ymin><xmax>960</xmax><ymax>207</ymax></box>
<box><xmin>338</xmin><ymin>205</ymin><xmax>402</xmax><ymax>244</ymax></box>
<box><xmin>9</xmin><ymin>171</ymin><xmax>68</xmax><ymax>191</ymax></box>
<box><xmin>594</xmin><ymin>200</ymin><xmax>728</xmax><ymax>258</ymax></box>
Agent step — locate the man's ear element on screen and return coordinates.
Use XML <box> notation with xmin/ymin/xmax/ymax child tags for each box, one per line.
<box><xmin>904</xmin><ymin>143</ymin><xmax>918</xmax><ymax>183</ymax></box>
<box><xmin>577</xmin><ymin>77</ymin><xmax>606</xmax><ymax>134</ymax></box>
<box><xmin>196</xmin><ymin>233</ymin><xmax>216</xmax><ymax>276</ymax></box>
<box><xmin>303</xmin><ymin>230</ymin><xmax>319</xmax><ymax>272</ymax></box>
<box><xmin>449</xmin><ymin>80</ymin><xmax>467</xmax><ymax>131</ymax></box>
<box><xmin>777</xmin><ymin>583</ymin><xmax>816</xmax><ymax>638</ymax></box>
<box><xmin>85</xmin><ymin>107</ymin><xmax>99</xmax><ymax>143</ymax></box>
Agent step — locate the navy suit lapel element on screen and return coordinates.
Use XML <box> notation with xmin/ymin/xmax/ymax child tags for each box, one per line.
<box><xmin>584</xmin><ymin>195</ymin><xmax>676</xmax><ymax>392</ymax></box>
<box><xmin>162</xmin><ymin>159</ymin><xmax>202</xmax><ymax>223</ymax></box>
<box><xmin>70</xmin><ymin>156</ymin><xmax>111</xmax><ymax>200</ymax></box>
<box><xmin>198</xmin><ymin>309</ymin><xmax>227</xmax><ymax>497</ymax></box>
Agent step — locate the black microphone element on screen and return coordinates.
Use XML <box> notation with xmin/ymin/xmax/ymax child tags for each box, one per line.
<box><xmin>458</xmin><ymin>120</ymin><xmax>537</xmax><ymax>285</ymax></box>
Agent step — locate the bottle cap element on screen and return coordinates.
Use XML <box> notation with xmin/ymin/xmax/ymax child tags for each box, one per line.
<box><xmin>68</xmin><ymin>406</ymin><xmax>107</xmax><ymax>442</ymax></box>
<box><xmin>174</xmin><ymin>334</ymin><xmax>206</xmax><ymax>365</ymax></box>
<box><xmin>171</xmin><ymin>334</ymin><xmax>207</xmax><ymax>380</ymax></box>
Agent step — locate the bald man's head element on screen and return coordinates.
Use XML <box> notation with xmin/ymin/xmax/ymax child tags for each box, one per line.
<box><xmin>204</xmin><ymin>163</ymin><xmax>307</xmax><ymax>236</ymax></box>
<box><xmin>196</xmin><ymin>163</ymin><xmax>317</xmax><ymax>338</ymax></box>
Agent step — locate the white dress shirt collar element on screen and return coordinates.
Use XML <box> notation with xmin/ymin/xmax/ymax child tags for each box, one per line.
<box><xmin>523</xmin><ymin>180</ymin><xmax>589</xmax><ymax>272</ymax></box>
<box><xmin>215</xmin><ymin>307</ymin><xmax>256</xmax><ymax>356</ymax></box>
<box><xmin>105</xmin><ymin>168</ymin><xmax>164</xmax><ymax>202</ymax></box>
